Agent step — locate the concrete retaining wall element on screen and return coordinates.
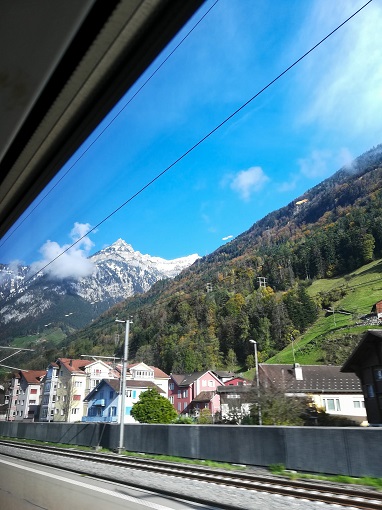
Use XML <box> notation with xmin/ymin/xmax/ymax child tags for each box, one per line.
<box><xmin>1</xmin><ymin>422</ymin><xmax>381</xmax><ymax>477</ymax></box>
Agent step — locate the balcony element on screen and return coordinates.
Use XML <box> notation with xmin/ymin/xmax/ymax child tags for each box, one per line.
<box><xmin>82</xmin><ymin>416</ymin><xmax>117</xmax><ymax>423</ymax></box>
<box><xmin>93</xmin><ymin>399</ymin><xmax>105</xmax><ymax>407</ymax></box>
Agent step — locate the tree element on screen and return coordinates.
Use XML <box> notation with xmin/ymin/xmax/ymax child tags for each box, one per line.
<box><xmin>196</xmin><ymin>408</ymin><xmax>213</xmax><ymax>424</ymax></box>
<box><xmin>245</xmin><ymin>354</ymin><xmax>255</xmax><ymax>370</ymax></box>
<box><xmin>130</xmin><ymin>388</ymin><xmax>177</xmax><ymax>424</ymax></box>
<box><xmin>225</xmin><ymin>348</ymin><xmax>238</xmax><ymax>371</ymax></box>
<box><xmin>246</xmin><ymin>384</ymin><xmax>309</xmax><ymax>426</ymax></box>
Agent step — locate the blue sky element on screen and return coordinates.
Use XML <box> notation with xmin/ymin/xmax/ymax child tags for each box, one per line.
<box><xmin>1</xmin><ymin>0</ymin><xmax>382</xmax><ymax>277</ymax></box>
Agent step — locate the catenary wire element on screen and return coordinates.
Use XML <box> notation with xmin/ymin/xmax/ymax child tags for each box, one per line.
<box><xmin>0</xmin><ymin>0</ymin><xmax>221</xmax><ymax>250</ymax></box>
<box><xmin>4</xmin><ymin>0</ymin><xmax>374</xmax><ymax>291</ymax></box>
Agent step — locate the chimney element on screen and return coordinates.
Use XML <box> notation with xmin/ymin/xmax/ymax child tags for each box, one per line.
<box><xmin>293</xmin><ymin>363</ymin><xmax>303</xmax><ymax>381</ymax></box>
<box><xmin>69</xmin><ymin>359</ymin><xmax>73</xmax><ymax>366</ymax></box>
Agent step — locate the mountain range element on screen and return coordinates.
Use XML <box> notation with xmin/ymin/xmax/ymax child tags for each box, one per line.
<box><xmin>0</xmin><ymin>240</ymin><xmax>199</xmax><ymax>342</ymax></box>
<box><xmin>57</xmin><ymin>143</ymin><xmax>382</xmax><ymax>375</ymax></box>
<box><xmin>3</xmin><ymin>143</ymin><xmax>382</xmax><ymax>373</ymax></box>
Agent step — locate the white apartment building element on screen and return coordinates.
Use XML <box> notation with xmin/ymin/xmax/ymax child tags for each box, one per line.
<box><xmin>7</xmin><ymin>370</ymin><xmax>46</xmax><ymax>421</ymax></box>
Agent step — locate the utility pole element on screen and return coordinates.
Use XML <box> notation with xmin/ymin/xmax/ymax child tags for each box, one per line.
<box><xmin>249</xmin><ymin>339</ymin><xmax>262</xmax><ymax>425</ymax></box>
<box><xmin>115</xmin><ymin>317</ymin><xmax>132</xmax><ymax>454</ymax></box>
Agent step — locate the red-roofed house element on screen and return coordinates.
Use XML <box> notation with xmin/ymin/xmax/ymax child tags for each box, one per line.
<box><xmin>40</xmin><ymin>358</ymin><xmax>118</xmax><ymax>422</ymax></box>
<box><xmin>7</xmin><ymin>370</ymin><xmax>46</xmax><ymax>421</ymax></box>
<box><xmin>169</xmin><ymin>371</ymin><xmax>222</xmax><ymax>417</ymax></box>
<box><xmin>126</xmin><ymin>362</ymin><xmax>170</xmax><ymax>397</ymax></box>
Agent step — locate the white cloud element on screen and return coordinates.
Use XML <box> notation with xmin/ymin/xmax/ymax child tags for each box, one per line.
<box><xmin>222</xmin><ymin>235</ymin><xmax>233</xmax><ymax>241</ymax></box>
<box><xmin>298</xmin><ymin>150</ymin><xmax>332</xmax><ymax>179</ymax></box>
<box><xmin>297</xmin><ymin>147</ymin><xmax>354</xmax><ymax>180</ymax></box>
<box><xmin>296</xmin><ymin>0</ymin><xmax>382</xmax><ymax>134</ymax></box>
<box><xmin>229</xmin><ymin>166</ymin><xmax>270</xmax><ymax>200</ymax></box>
<box><xmin>31</xmin><ymin>222</ymin><xmax>95</xmax><ymax>280</ymax></box>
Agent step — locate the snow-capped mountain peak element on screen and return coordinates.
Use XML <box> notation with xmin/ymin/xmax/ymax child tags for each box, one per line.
<box><xmin>0</xmin><ymin>240</ymin><xmax>200</xmax><ymax>338</ymax></box>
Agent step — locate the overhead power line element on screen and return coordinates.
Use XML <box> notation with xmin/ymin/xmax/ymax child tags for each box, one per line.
<box><xmin>0</xmin><ymin>0</ymin><xmax>221</xmax><ymax>250</ymax></box>
<box><xmin>5</xmin><ymin>0</ymin><xmax>374</xmax><ymax>289</ymax></box>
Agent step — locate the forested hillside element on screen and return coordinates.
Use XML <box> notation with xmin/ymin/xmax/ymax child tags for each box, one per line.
<box><xmin>26</xmin><ymin>145</ymin><xmax>382</xmax><ymax>372</ymax></box>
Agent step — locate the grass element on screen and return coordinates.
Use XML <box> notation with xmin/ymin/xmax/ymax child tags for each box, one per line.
<box><xmin>267</xmin><ymin>258</ymin><xmax>382</xmax><ymax>365</ymax></box>
<box><xmin>269</xmin><ymin>463</ymin><xmax>382</xmax><ymax>490</ymax></box>
<box><xmin>10</xmin><ymin>327</ymin><xmax>66</xmax><ymax>348</ymax></box>
<box><xmin>0</xmin><ymin>436</ymin><xmax>244</xmax><ymax>470</ymax></box>
<box><xmin>2</xmin><ymin>436</ymin><xmax>381</xmax><ymax>487</ymax></box>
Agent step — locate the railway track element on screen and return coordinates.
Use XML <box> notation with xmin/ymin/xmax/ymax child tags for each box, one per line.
<box><xmin>0</xmin><ymin>439</ymin><xmax>381</xmax><ymax>509</ymax></box>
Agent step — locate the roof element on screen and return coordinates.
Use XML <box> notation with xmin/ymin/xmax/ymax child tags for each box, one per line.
<box><xmin>171</xmin><ymin>371</ymin><xmax>220</xmax><ymax>387</ymax></box>
<box><xmin>259</xmin><ymin>364</ymin><xmax>362</xmax><ymax>394</ymax></box>
<box><xmin>128</xmin><ymin>363</ymin><xmax>169</xmax><ymax>378</ymax></box>
<box><xmin>342</xmin><ymin>329</ymin><xmax>382</xmax><ymax>373</ymax></box>
<box><xmin>212</xmin><ymin>370</ymin><xmax>236</xmax><ymax>379</ymax></box>
<box><xmin>20</xmin><ymin>370</ymin><xmax>46</xmax><ymax>384</ymax></box>
<box><xmin>217</xmin><ymin>385</ymin><xmax>253</xmax><ymax>395</ymax></box>
<box><xmin>57</xmin><ymin>358</ymin><xmax>92</xmax><ymax>373</ymax></box>
<box><xmin>0</xmin><ymin>1</ymin><xmax>203</xmax><ymax>238</ymax></box>
<box><xmin>84</xmin><ymin>378</ymin><xmax>164</xmax><ymax>401</ymax></box>
<box><xmin>192</xmin><ymin>391</ymin><xmax>215</xmax><ymax>403</ymax></box>
<box><xmin>224</xmin><ymin>376</ymin><xmax>252</xmax><ymax>385</ymax></box>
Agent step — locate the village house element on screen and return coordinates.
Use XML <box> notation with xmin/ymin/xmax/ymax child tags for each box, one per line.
<box><xmin>218</xmin><ymin>363</ymin><xmax>366</xmax><ymax>424</ymax></box>
<box><xmin>7</xmin><ymin>369</ymin><xmax>46</xmax><ymax>421</ymax></box>
<box><xmin>40</xmin><ymin>358</ymin><xmax>118</xmax><ymax>422</ymax></box>
<box><xmin>371</xmin><ymin>301</ymin><xmax>382</xmax><ymax>321</ymax></box>
<box><xmin>169</xmin><ymin>370</ymin><xmax>222</xmax><ymax>417</ymax></box>
<box><xmin>83</xmin><ymin>378</ymin><xmax>165</xmax><ymax>423</ymax></box>
<box><xmin>342</xmin><ymin>329</ymin><xmax>382</xmax><ymax>425</ymax></box>
<box><xmin>0</xmin><ymin>384</ymin><xmax>7</xmax><ymax>421</ymax></box>
<box><xmin>217</xmin><ymin>384</ymin><xmax>253</xmax><ymax>422</ymax></box>
<box><xmin>125</xmin><ymin>362</ymin><xmax>170</xmax><ymax>397</ymax></box>
<box><xmin>259</xmin><ymin>363</ymin><xmax>367</xmax><ymax>423</ymax></box>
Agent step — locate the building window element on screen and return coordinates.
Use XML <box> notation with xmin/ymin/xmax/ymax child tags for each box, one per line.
<box><xmin>208</xmin><ymin>380</ymin><xmax>214</xmax><ymax>387</ymax></box>
<box><xmin>30</xmin><ymin>389</ymin><xmax>37</xmax><ymax>394</ymax></box>
<box><xmin>132</xmin><ymin>390</ymin><xmax>137</xmax><ymax>399</ymax></box>
<box><xmin>74</xmin><ymin>381</ymin><xmax>82</xmax><ymax>387</ymax></box>
<box><xmin>110</xmin><ymin>391</ymin><xmax>114</xmax><ymax>399</ymax></box>
<box><xmin>73</xmin><ymin>395</ymin><xmax>81</xmax><ymax>401</ymax></box>
<box><xmin>183</xmin><ymin>402</ymin><xmax>187</xmax><ymax>410</ymax></box>
<box><xmin>126</xmin><ymin>390</ymin><xmax>132</xmax><ymax>398</ymax></box>
<box><xmin>71</xmin><ymin>408</ymin><xmax>79</xmax><ymax>415</ymax></box>
<box><xmin>178</xmin><ymin>403</ymin><xmax>182</xmax><ymax>411</ymax></box>
<box><xmin>169</xmin><ymin>383</ymin><xmax>174</xmax><ymax>390</ymax></box>
<box><xmin>325</xmin><ymin>399</ymin><xmax>340</xmax><ymax>411</ymax></box>
<box><xmin>182</xmin><ymin>390</ymin><xmax>188</xmax><ymax>398</ymax></box>
<box><xmin>29</xmin><ymin>400</ymin><xmax>36</xmax><ymax>405</ymax></box>
<box><xmin>178</xmin><ymin>390</ymin><xmax>181</xmax><ymax>398</ymax></box>
<box><xmin>353</xmin><ymin>401</ymin><xmax>361</xmax><ymax>408</ymax></box>
<box><xmin>169</xmin><ymin>396</ymin><xmax>174</xmax><ymax>404</ymax></box>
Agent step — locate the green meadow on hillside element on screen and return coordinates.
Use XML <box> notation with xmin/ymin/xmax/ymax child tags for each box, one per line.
<box><xmin>268</xmin><ymin>258</ymin><xmax>382</xmax><ymax>365</ymax></box>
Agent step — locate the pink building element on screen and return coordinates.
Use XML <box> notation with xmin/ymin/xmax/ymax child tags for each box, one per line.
<box><xmin>169</xmin><ymin>371</ymin><xmax>222</xmax><ymax>417</ymax></box>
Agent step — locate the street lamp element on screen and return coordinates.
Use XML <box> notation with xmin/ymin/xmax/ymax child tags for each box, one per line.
<box><xmin>249</xmin><ymin>339</ymin><xmax>262</xmax><ymax>425</ymax></box>
<box><xmin>115</xmin><ymin>317</ymin><xmax>132</xmax><ymax>454</ymax></box>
